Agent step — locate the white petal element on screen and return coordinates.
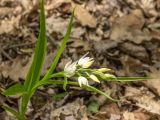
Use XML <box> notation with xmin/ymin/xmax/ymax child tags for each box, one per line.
<box><xmin>82</xmin><ymin>60</ymin><xmax>94</xmax><ymax>68</ymax></box>
<box><xmin>78</xmin><ymin>53</ymin><xmax>94</xmax><ymax>68</ymax></box>
<box><xmin>79</xmin><ymin>52</ymin><xmax>89</xmax><ymax>60</ymax></box>
<box><xmin>64</xmin><ymin>61</ymin><xmax>72</xmax><ymax>71</ymax></box>
<box><xmin>78</xmin><ymin>53</ymin><xmax>89</xmax><ymax>65</ymax></box>
<box><xmin>64</xmin><ymin>61</ymin><xmax>77</xmax><ymax>77</ymax></box>
<box><xmin>78</xmin><ymin>77</ymin><xmax>82</xmax><ymax>87</ymax></box>
<box><xmin>78</xmin><ymin>76</ymin><xmax>89</xmax><ymax>87</ymax></box>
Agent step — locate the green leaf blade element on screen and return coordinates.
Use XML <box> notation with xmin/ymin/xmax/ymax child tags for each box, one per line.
<box><xmin>2</xmin><ymin>84</ymin><xmax>26</xmax><ymax>97</ymax></box>
<box><xmin>85</xmin><ymin>85</ymin><xmax>119</xmax><ymax>102</ymax></box>
<box><xmin>24</xmin><ymin>0</ymin><xmax>47</xmax><ymax>91</ymax></box>
<box><xmin>2</xmin><ymin>105</ymin><xmax>20</xmax><ymax>119</ymax></box>
<box><xmin>116</xmin><ymin>77</ymin><xmax>148</xmax><ymax>81</ymax></box>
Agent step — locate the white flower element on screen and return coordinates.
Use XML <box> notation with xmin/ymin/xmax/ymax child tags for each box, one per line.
<box><xmin>64</xmin><ymin>61</ymin><xmax>77</xmax><ymax>77</ymax></box>
<box><xmin>78</xmin><ymin>76</ymin><xmax>89</xmax><ymax>87</ymax></box>
<box><xmin>90</xmin><ymin>74</ymin><xmax>100</xmax><ymax>83</ymax></box>
<box><xmin>78</xmin><ymin>53</ymin><xmax>94</xmax><ymax>68</ymax></box>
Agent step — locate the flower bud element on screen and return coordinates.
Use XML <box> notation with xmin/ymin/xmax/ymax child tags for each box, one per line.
<box><xmin>98</xmin><ymin>68</ymin><xmax>111</xmax><ymax>72</ymax></box>
<box><xmin>105</xmin><ymin>74</ymin><xmax>116</xmax><ymax>79</ymax></box>
<box><xmin>90</xmin><ymin>74</ymin><xmax>100</xmax><ymax>83</ymax></box>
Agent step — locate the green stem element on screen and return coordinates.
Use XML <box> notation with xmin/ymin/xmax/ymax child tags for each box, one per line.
<box><xmin>19</xmin><ymin>92</ymin><xmax>34</xmax><ymax>120</ymax></box>
<box><xmin>49</xmin><ymin>72</ymin><xmax>65</xmax><ymax>78</ymax></box>
<box><xmin>116</xmin><ymin>77</ymin><xmax>148</xmax><ymax>81</ymax></box>
<box><xmin>34</xmin><ymin>79</ymin><xmax>118</xmax><ymax>102</ymax></box>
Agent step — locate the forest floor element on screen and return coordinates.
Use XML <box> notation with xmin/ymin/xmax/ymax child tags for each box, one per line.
<box><xmin>0</xmin><ymin>0</ymin><xmax>160</xmax><ymax>120</ymax></box>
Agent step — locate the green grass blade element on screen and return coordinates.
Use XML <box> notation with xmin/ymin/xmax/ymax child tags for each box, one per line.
<box><xmin>85</xmin><ymin>85</ymin><xmax>118</xmax><ymax>102</ymax></box>
<box><xmin>24</xmin><ymin>0</ymin><xmax>47</xmax><ymax>91</ymax></box>
<box><xmin>42</xmin><ymin>9</ymin><xmax>75</xmax><ymax>81</ymax></box>
<box><xmin>2</xmin><ymin>84</ymin><xmax>26</xmax><ymax>97</ymax></box>
<box><xmin>2</xmin><ymin>105</ymin><xmax>20</xmax><ymax>119</ymax></box>
<box><xmin>24</xmin><ymin>63</ymin><xmax>33</xmax><ymax>90</ymax></box>
<box><xmin>116</xmin><ymin>77</ymin><xmax>149</xmax><ymax>81</ymax></box>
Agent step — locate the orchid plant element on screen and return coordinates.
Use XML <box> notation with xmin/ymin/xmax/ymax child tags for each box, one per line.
<box><xmin>1</xmin><ymin>0</ymin><xmax>147</xmax><ymax>120</ymax></box>
<box><xmin>63</xmin><ymin>52</ymin><xmax>114</xmax><ymax>87</ymax></box>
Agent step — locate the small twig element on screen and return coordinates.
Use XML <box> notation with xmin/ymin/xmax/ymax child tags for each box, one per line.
<box><xmin>0</xmin><ymin>48</ymin><xmax>13</xmax><ymax>61</ymax></box>
<box><xmin>0</xmin><ymin>42</ymin><xmax>35</xmax><ymax>61</ymax></box>
<box><xmin>46</xmin><ymin>31</ymin><xmax>58</xmax><ymax>47</ymax></box>
<box><xmin>3</xmin><ymin>42</ymin><xmax>35</xmax><ymax>50</ymax></box>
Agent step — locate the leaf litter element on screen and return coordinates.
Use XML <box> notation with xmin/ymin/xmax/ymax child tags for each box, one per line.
<box><xmin>0</xmin><ymin>0</ymin><xmax>160</xmax><ymax>119</ymax></box>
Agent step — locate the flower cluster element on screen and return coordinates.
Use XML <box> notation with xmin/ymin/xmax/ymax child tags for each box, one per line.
<box><xmin>64</xmin><ymin>53</ymin><xmax>116</xmax><ymax>87</ymax></box>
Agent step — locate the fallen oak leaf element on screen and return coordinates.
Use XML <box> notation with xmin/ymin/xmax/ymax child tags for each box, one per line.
<box><xmin>71</xmin><ymin>2</ymin><xmax>97</xmax><ymax>28</ymax></box>
<box><xmin>124</xmin><ymin>86</ymin><xmax>160</xmax><ymax>115</ymax></box>
<box><xmin>144</xmin><ymin>68</ymin><xmax>160</xmax><ymax>96</ymax></box>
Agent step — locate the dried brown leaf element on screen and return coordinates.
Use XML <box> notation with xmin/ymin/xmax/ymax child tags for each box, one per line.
<box><xmin>110</xmin><ymin>9</ymin><xmax>145</xmax><ymax>43</ymax></box>
<box><xmin>144</xmin><ymin>68</ymin><xmax>160</xmax><ymax>96</ymax></box>
<box><xmin>119</xmin><ymin>42</ymin><xmax>149</xmax><ymax>62</ymax></box>
<box><xmin>125</xmin><ymin>86</ymin><xmax>160</xmax><ymax>115</ymax></box>
<box><xmin>50</xmin><ymin>98</ymin><xmax>88</xmax><ymax>120</ymax></box>
<box><xmin>0</xmin><ymin>15</ymin><xmax>21</xmax><ymax>34</ymax></box>
<box><xmin>0</xmin><ymin>7</ymin><xmax>13</xmax><ymax>16</ymax></box>
<box><xmin>123</xmin><ymin>111</ymin><xmax>150</xmax><ymax>120</ymax></box>
<box><xmin>71</xmin><ymin>2</ymin><xmax>97</xmax><ymax>28</ymax></box>
<box><xmin>0</xmin><ymin>56</ymin><xmax>32</xmax><ymax>81</ymax></box>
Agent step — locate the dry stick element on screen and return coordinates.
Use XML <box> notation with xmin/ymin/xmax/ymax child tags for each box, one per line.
<box><xmin>0</xmin><ymin>42</ymin><xmax>35</xmax><ymax>61</ymax></box>
<box><xmin>46</xmin><ymin>31</ymin><xmax>57</xmax><ymax>47</ymax></box>
<box><xmin>3</xmin><ymin>42</ymin><xmax>35</xmax><ymax>49</ymax></box>
<box><xmin>0</xmin><ymin>48</ymin><xmax>13</xmax><ymax>61</ymax></box>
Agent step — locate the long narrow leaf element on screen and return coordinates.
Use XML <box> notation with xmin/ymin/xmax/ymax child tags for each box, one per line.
<box><xmin>20</xmin><ymin>0</ymin><xmax>46</xmax><ymax>116</ymax></box>
<box><xmin>116</xmin><ymin>77</ymin><xmax>148</xmax><ymax>81</ymax></box>
<box><xmin>2</xmin><ymin>105</ymin><xmax>20</xmax><ymax>119</ymax></box>
<box><xmin>24</xmin><ymin>0</ymin><xmax>47</xmax><ymax>91</ymax></box>
<box><xmin>42</xmin><ymin>9</ymin><xmax>75</xmax><ymax>81</ymax></box>
<box><xmin>85</xmin><ymin>85</ymin><xmax>118</xmax><ymax>102</ymax></box>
